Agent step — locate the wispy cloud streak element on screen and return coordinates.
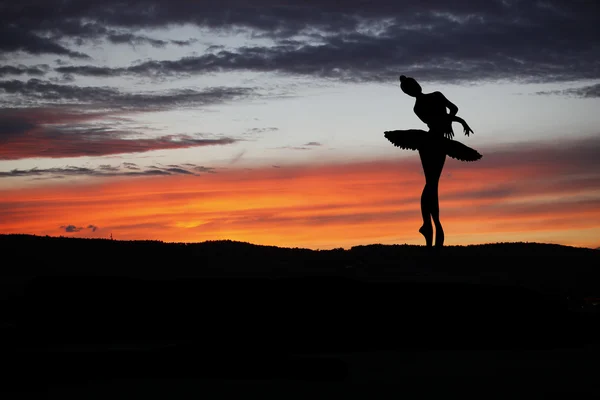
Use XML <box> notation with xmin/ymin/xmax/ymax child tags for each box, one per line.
<box><xmin>0</xmin><ymin>108</ymin><xmax>239</xmax><ymax>160</ymax></box>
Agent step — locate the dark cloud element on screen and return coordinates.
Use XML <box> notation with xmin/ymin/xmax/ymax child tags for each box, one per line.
<box><xmin>206</xmin><ymin>45</ymin><xmax>225</xmax><ymax>52</ymax></box>
<box><xmin>164</xmin><ymin>167</ymin><xmax>194</xmax><ymax>175</ymax></box>
<box><xmin>0</xmin><ymin>109</ymin><xmax>239</xmax><ymax>160</ymax></box>
<box><xmin>0</xmin><ymin>118</ymin><xmax>36</xmax><ymax>138</ymax></box>
<box><xmin>193</xmin><ymin>166</ymin><xmax>217</xmax><ymax>173</ymax></box>
<box><xmin>0</xmin><ymin>162</ymin><xmax>217</xmax><ymax>179</ymax></box>
<box><xmin>0</xmin><ymin>11</ymin><xmax>197</xmax><ymax>57</ymax></box>
<box><xmin>123</xmin><ymin>162</ymin><xmax>141</xmax><ymax>170</ymax></box>
<box><xmin>0</xmin><ymin>79</ymin><xmax>256</xmax><ymax>110</ymax></box>
<box><xmin>60</xmin><ymin>224</ymin><xmax>99</xmax><ymax>233</ymax></box>
<box><xmin>0</xmin><ymin>166</ymin><xmax>98</xmax><ymax>178</ymax></box>
<box><xmin>51</xmin><ymin>73</ymin><xmax>75</xmax><ymax>83</ymax></box>
<box><xmin>0</xmin><ymin>78</ymin><xmax>116</xmax><ymax>104</ymax></box>
<box><xmin>0</xmin><ymin>26</ymin><xmax>91</xmax><ymax>59</ymax></box>
<box><xmin>229</xmin><ymin>150</ymin><xmax>246</xmax><ymax>164</ymax></box>
<box><xmin>0</xmin><ymin>129</ymin><xmax>237</xmax><ymax>160</ymax></box>
<box><xmin>171</xmin><ymin>39</ymin><xmax>199</xmax><ymax>46</ymax></box>
<box><xmin>0</xmin><ymin>0</ymin><xmax>582</xmax><ymax>84</ymax></box>
<box><xmin>0</xmin><ymin>1</ymin><xmax>536</xmax><ymax>36</ymax></box>
<box><xmin>107</xmin><ymin>33</ymin><xmax>169</xmax><ymax>48</ymax></box>
<box><xmin>98</xmin><ymin>164</ymin><xmax>120</xmax><ymax>172</ymax></box>
<box><xmin>56</xmin><ymin>30</ymin><xmax>599</xmax><ymax>84</ymax></box>
<box><xmin>0</xmin><ymin>65</ymin><xmax>48</xmax><ymax>77</ymax></box>
<box><xmin>274</xmin><ymin>144</ymin><xmax>320</xmax><ymax>150</ymax></box>
<box><xmin>536</xmin><ymin>83</ymin><xmax>600</xmax><ymax>98</ymax></box>
<box><xmin>106</xmin><ymin>33</ymin><xmax>197</xmax><ymax>49</ymax></box>
<box><xmin>177</xmin><ymin>163</ymin><xmax>216</xmax><ymax>173</ymax></box>
<box><xmin>54</xmin><ymin>65</ymin><xmax>119</xmax><ymax>77</ymax></box>
<box><xmin>245</xmin><ymin>127</ymin><xmax>279</xmax><ymax>135</ymax></box>
<box><xmin>61</xmin><ymin>224</ymin><xmax>84</xmax><ymax>233</ymax></box>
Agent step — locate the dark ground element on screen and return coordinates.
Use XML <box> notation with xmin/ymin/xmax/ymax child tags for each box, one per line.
<box><xmin>1</xmin><ymin>234</ymin><xmax>599</xmax><ymax>396</ymax></box>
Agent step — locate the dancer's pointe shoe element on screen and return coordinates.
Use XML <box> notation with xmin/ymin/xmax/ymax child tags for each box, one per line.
<box><xmin>419</xmin><ymin>224</ymin><xmax>433</xmax><ymax>247</ymax></box>
<box><xmin>435</xmin><ymin>226</ymin><xmax>445</xmax><ymax>247</ymax></box>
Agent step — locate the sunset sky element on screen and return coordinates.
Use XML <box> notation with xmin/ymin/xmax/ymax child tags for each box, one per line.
<box><xmin>1</xmin><ymin>0</ymin><xmax>599</xmax><ymax>249</ymax></box>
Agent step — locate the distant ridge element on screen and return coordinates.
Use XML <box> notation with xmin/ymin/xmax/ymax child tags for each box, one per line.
<box><xmin>0</xmin><ymin>233</ymin><xmax>598</xmax><ymax>298</ymax></box>
<box><xmin>0</xmin><ymin>233</ymin><xmax>591</xmax><ymax>252</ymax></box>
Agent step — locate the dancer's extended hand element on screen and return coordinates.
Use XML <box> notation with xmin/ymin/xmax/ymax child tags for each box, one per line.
<box><xmin>462</xmin><ymin>122</ymin><xmax>474</xmax><ymax>136</ymax></box>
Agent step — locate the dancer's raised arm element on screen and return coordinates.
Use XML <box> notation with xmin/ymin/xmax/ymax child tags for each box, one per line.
<box><xmin>449</xmin><ymin>115</ymin><xmax>474</xmax><ymax>136</ymax></box>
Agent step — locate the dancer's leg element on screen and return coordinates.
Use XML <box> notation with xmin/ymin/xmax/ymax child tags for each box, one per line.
<box><xmin>418</xmin><ymin>150</ymin><xmax>434</xmax><ymax>247</ymax></box>
<box><xmin>419</xmin><ymin>185</ymin><xmax>433</xmax><ymax>247</ymax></box>
<box><xmin>428</xmin><ymin>151</ymin><xmax>446</xmax><ymax>247</ymax></box>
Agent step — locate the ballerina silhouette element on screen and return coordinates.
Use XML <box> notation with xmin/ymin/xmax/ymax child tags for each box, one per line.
<box><xmin>384</xmin><ymin>75</ymin><xmax>482</xmax><ymax>247</ymax></box>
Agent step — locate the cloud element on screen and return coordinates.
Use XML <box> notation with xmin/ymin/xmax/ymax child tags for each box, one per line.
<box><xmin>535</xmin><ymin>83</ymin><xmax>600</xmax><ymax>98</ymax></box>
<box><xmin>0</xmin><ymin>8</ymin><xmax>199</xmax><ymax>58</ymax></box>
<box><xmin>51</xmin><ymin>73</ymin><xmax>76</xmax><ymax>83</ymax></box>
<box><xmin>244</xmin><ymin>127</ymin><xmax>279</xmax><ymax>135</ymax></box>
<box><xmin>60</xmin><ymin>224</ymin><xmax>99</xmax><ymax>233</ymax></box>
<box><xmin>0</xmin><ymin>162</ymin><xmax>217</xmax><ymax>179</ymax></box>
<box><xmin>193</xmin><ymin>166</ymin><xmax>217</xmax><ymax>173</ymax></box>
<box><xmin>0</xmin><ymin>108</ymin><xmax>239</xmax><ymax>160</ymax></box>
<box><xmin>3</xmin><ymin>0</ymin><xmax>583</xmax><ymax>84</ymax></box>
<box><xmin>55</xmin><ymin>32</ymin><xmax>599</xmax><ymax>84</ymax></box>
<box><xmin>105</xmin><ymin>33</ymin><xmax>197</xmax><ymax>48</ymax></box>
<box><xmin>123</xmin><ymin>162</ymin><xmax>141</xmax><ymax>170</ymax></box>
<box><xmin>0</xmin><ymin>117</ymin><xmax>36</xmax><ymax>137</ymax></box>
<box><xmin>0</xmin><ymin>77</ymin><xmax>256</xmax><ymax>161</ymax></box>
<box><xmin>107</xmin><ymin>33</ymin><xmax>169</xmax><ymax>48</ymax></box>
<box><xmin>164</xmin><ymin>167</ymin><xmax>194</xmax><ymax>175</ymax></box>
<box><xmin>106</xmin><ymin>32</ymin><xmax>198</xmax><ymax>48</ymax></box>
<box><xmin>60</xmin><ymin>224</ymin><xmax>84</xmax><ymax>233</ymax></box>
<box><xmin>274</xmin><ymin>143</ymin><xmax>321</xmax><ymax>150</ymax></box>
<box><xmin>171</xmin><ymin>39</ymin><xmax>199</xmax><ymax>46</ymax></box>
<box><xmin>0</xmin><ymin>26</ymin><xmax>91</xmax><ymax>59</ymax></box>
<box><xmin>0</xmin><ymin>65</ymin><xmax>48</xmax><ymax>77</ymax></box>
<box><xmin>0</xmin><ymin>79</ymin><xmax>257</xmax><ymax>110</ymax></box>
<box><xmin>1</xmin><ymin>1</ymin><xmax>597</xmax><ymax>85</ymax></box>
<box><xmin>229</xmin><ymin>150</ymin><xmax>246</xmax><ymax>164</ymax></box>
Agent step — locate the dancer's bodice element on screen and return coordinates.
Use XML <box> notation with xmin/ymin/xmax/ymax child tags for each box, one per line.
<box><xmin>413</xmin><ymin>92</ymin><xmax>452</xmax><ymax>136</ymax></box>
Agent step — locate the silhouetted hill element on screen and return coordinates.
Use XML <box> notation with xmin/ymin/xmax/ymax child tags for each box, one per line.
<box><xmin>1</xmin><ymin>234</ymin><xmax>598</xmax><ymax>295</ymax></box>
<box><xmin>1</xmin><ymin>234</ymin><xmax>599</xmax><ymax>390</ymax></box>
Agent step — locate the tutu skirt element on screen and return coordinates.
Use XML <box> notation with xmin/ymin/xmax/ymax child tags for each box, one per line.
<box><xmin>384</xmin><ymin>129</ymin><xmax>482</xmax><ymax>162</ymax></box>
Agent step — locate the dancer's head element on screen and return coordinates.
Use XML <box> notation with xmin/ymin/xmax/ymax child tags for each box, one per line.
<box><xmin>399</xmin><ymin>75</ymin><xmax>422</xmax><ymax>97</ymax></box>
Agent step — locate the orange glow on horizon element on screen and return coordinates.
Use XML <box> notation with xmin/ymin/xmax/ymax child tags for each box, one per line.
<box><xmin>1</xmin><ymin>155</ymin><xmax>599</xmax><ymax>249</ymax></box>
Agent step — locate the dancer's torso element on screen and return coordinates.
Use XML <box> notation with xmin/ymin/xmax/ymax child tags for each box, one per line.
<box><xmin>413</xmin><ymin>92</ymin><xmax>451</xmax><ymax>137</ymax></box>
